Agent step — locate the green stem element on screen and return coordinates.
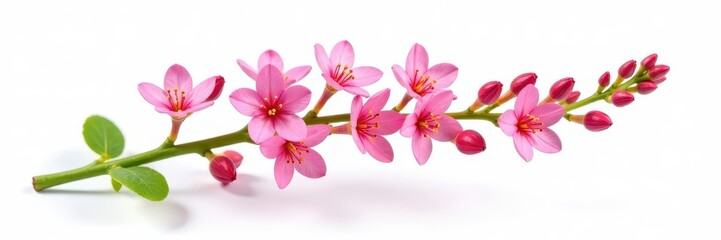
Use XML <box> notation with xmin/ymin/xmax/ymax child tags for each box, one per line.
<box><xmin>564</xmin><ymin>74</ymin><xmax>645</xmax><ymax>112</ymax></box>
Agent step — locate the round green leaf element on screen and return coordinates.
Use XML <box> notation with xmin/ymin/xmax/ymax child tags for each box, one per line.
<box><xmin>83</xmin><ymin>115</ymin><xmax>124</xmax><ymax>159</ymax></box>
<box><xmin>108</xmin><ymin>167</ymin><xmax>169</xmax><ymax>201</ymax></box>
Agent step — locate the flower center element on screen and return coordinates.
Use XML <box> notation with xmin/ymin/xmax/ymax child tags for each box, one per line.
<box><xmin>166</xmin><ymin>88</ymin><xmax>186</xmax><ymax>112</ymax></box>
<box><xmin>331</xmin><ymin>64</ymin><xmax>355</xmax><ymax>85</ymax></box>
<box><xmin>259</xmin><ymin>96</ymin><xmax>282</xmax><ymax>117</ymax></box>
<box><xmin>417</xmin><ymin>113</ymin><xmax>441</xmax><ymax>138</ymax></box>
<box><xmin>357</xmin><ymin>110</ymin><xmax>381</xmax><ymax>141</ymax></box>
<box><xmin>411</xmin><ymin>70</ymin><xmax>437</xmax><ymax>96</ymax></box>
<box><xmin>284</xmin><ymin>141</ymin><xmax>309</xmax><ymax>164</ymax></box>
<box><xmin>517</xmin><ymin>113</ymin><xmax>544</xmax><ymax>133</ymax></box>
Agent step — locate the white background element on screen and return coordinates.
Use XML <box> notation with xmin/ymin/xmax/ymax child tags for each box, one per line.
<box><xmin>2</xmin><ymin>0</ymin><xmax>719</xmax><ymax>239</ymax></box>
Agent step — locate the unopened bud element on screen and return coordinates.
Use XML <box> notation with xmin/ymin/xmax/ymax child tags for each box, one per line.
<box><xmin>511</xmin><ymin>72</ymin><xmax>537</xmax><ymax>95</ymax></box>
<box><xmin>637</xmin><ymin>81</ymin><xmax>658</xmax><ymax>95</ymax></box>
<box><xmin>641</xmin><ymin>53</ymin><xmax>657</xmax><ymax>69</ymax></box>
<box><xmin>598</xmin><ymin>71</ymin><xmax>611</xmax><ymax>87</ymax></box>
<box><xmin>223</xmin><ymin>150</ymin><xmax>244</xmax><ymax>168</ymax></box>
<box><xmin>565</xmin><ymin>91</ymin><xmax>580</xmax><ymax>104</ymax></box>
<box><xmin>584</xmin><ymin>111</ymin><xmax>613</xmax><ymax>132</ymax></box>
<box><xmin>618</xmin><ymin>60</ymin><xmax>637</xmax><ymax>79</ymax></box>
<box><xmin>653</xmin><ymin>76</ymin><xmax>667</xmax><ymax>84</ymax></box>
<box><xmin>611</xmin><ymin>91</ymin><xmax>634</xmax><ymax>107</ymax></box>
<box><xmin>206</xmin><ymin>76</ymin><xmax>226</xmax><ymax>102</ymax></box>
<box><xmin>648</xmin><ymin>65</ymin><xmax>670</xmax><ymax>79</ymax></box>
<box><xmin>477</xmin><ymin>81</ymin><xmax>503</xmax><ymax>105</ymax></box>
<box><xmin>549</xmin><ymin>77</ymin><xmax>575</xmax><ymax>101</ymax></box>
<box><xmin>454</xmin><ymin>130</ymin><xmax>486</xmax><ymax>155</ymax></box>
<box><xmin>209</xmin><ymin>156</ymin><xmax>237</xmax><ymax>184</ymax></box>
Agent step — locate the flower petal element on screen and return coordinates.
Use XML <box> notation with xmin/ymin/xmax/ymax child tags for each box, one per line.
<box><xmin>350</xmin><ymin>95</ymin><xmax>363</xmax><ymax>129</ymax></box>
<box><xmin>373</xmin><ymin>111</ymin><xmax>405</xmax><ymax>135</ymax></box>
<box><xmin>274</xmin><ymin>156</ymin><xmax>295</xmax><ymax>189</ymax></box>
<box><xmin>314</xmin><ymin>44</ymin><xmax>331</xmax><ymax>74</ymax></box>
<box><xmin>529</xmin><ymin>128</ymin><xmax>562</xmax><ymax>153</ymax></box>
<box><xmin>187</xmin><ymin>76</ymin><xmax>216</xmax><ymax>107</ymax></box>
<box><xmin>237</xmin><ymin>59</ymin><xmax>258</xmax><ymax>80</ymax></box>
<box><xmin>258</xmin><ymin>49</ymin><xmax>283</xmax><ymax>71</ymax></box>
<box><xmin>248</xmin><ymin>115</ymin><xmax>275</xmax><ymax>144</ymax></box>
<box><xmin>530</xmin><ymin>103</ymin><xmax>565</xmax><ymax>127</ymax></box>
<box><xmin>497</xmin><ymin>110</ymin><xmax>519</xmax><ymax>136</ymax></box>
<box><xmin>352</xmin><ymin>126</ymin><xmax>366</xmax><ymax>154</ymax></box>
<box><xmin>405</xmin><ymin>43</ymin><xmax>429</xmax><ymax>76</ymax></box>
<box><xmin>294</xmin><ymin>149</ymin><xmax>327</xmax><ymax>179</ymax></box>
<box><xmin>343</xmin><ymin>85</ymin><xmax>370</xmax><ymax>97</ymax></box>
<box><xmin>155</xmin><ymin>106</ymin><xmax>187</xmax><ymax>119</ymax></box>
<box><xmin>514</xmin><ymin>85</ymin><xmax>539</xmax><ymax>118</ymax></box>
<box><xmin>323</xmin><ymin>73</ymin><xmax>344</xmax><ymax>91</ymax></box>
<box><xmin>256</xmin><ymin>65</ymin><xmax>285</xmax><ymax>100</ymax></box>
<box><xmin>426</xmin><ymin>63</ymin><xmax>458</xmax><ymax>89</ymax></box>
<box><xmin>400</xmin><ymin>113</ymin><xmax>418</xmax><ymax>137</ymax></box>
<box><xmin>304</xmin><ymin>124</ymin><xmax>331</xmax><ymax>147</ymax></box>
<box><xmin>362</xmin><ymin>135</ymin><xmax>394</xmax><ymax>163</ymax></box>
<box><xmin>412</xmin><ymin>132</ymin><xmax>433</xmax><ymax>165</ymax></box>
<box><xmin>182</xmin><ymin>101</ymin><xmax>213</xmax><ymax>114</ymax></box>
<box><xmin>431</xmin><ymin>116</ymin><xmax>462</xmax><ymax>142</ymax></box>
<box><xmin>513</xmin><ymin>132</ymin><xmax>534</xmax><ymax>162</ymax></box>
<box><xmin>362</xmin><ymin>89</ymin><xmax>391</xmax><ymax>116</ymax></box>
<box><xmin>278</xmin><ymin>85</ymin><xmax>311</xmax><ymax>114</ymax></box>
<box><xmin>330</xmin><ymin>40</ymin><xmax>354</xmax><ymax>67</ymax></box>
<box><xmin>259</xmin><ymin>136</ymin><xmax>286</xmax><ymax>158</ymax></box>
<box><xmin>425</xmin><ymin>90</ymin><xmax>455</xmax><ymax>115</ymax></box>
<box><xmin>284</xmin><ymin>65</ymin><xmax>312</xmax><ymax>85</ymax></box>
<box><xmin>164</xmin><ymin>64</ymin><xmax>193</xmax><ymax>93</ymax></box>
<box><xmin>392</xmin><ymin>64</ymin><xmax>412</xmax><ymax>90</ymax></box>
<box><xmin>229</xmin><ymin>88</ymin><xmax>263</xmax><ymax>116</ymax></box>
<box><xmin>274</xmin><ymin>114</ymin><xmax>307</xmax><ymax>142</ymax></box>
<box><xmin>348</xmin><ymin>66</ymin><xmax>383</xmax><ymax>87</ymax></box>
<box><xmin>138</xmin><ymin>83</ymin><xmax>170</xmax><ymax>109</ymax></box>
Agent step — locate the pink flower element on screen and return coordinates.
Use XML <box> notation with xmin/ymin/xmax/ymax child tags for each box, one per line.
<box><xmin>392</xmin><ymin>43</ymin><xmax>459</xmax><ymax>99</ymax></box>
<box><xmin>260</xmin><ymin>125</ymin><xmax>330</xmax><ymax>189</ymax></box>
<box><xmin>138</xmin><ymin>64</ymin><xmax>224</xmax><ymax>120</ymax></box>
<box><xmin>400</xmin><ymin>91</ymin><xmax>463</xmax><ymax>165</ymax></box>
<box><xmin>229</xmin><ymin>65</ymin><xmax>311</xmax><ymax>143</ymax></box>
<box><xmin>498</xmin><ymin>85</ymin><xmax>565</xmax><ymax>162</ymax></box>
<box><xmin>237</xmin><ymin>49</ymin><xmax>312</xmax><ymax>88</ymax></box>
<box><xmin>348</xmin><ymin>89</ymin><xmax>405</xmax><ymax>163</ymax></box>
<box><xmin>314</xmin><ymin>40</ymin><xmax>383</xmax><ymax>97</ymax></box>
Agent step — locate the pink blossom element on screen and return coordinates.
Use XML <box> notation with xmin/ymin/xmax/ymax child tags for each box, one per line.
<box><xmin>229</xmin><ymin>65</ymin><xmax>311</xmax><ymax>143</ymax></box>
<box><xmin>260</xmin><ymin>125</ymin><xmax>330</xmax><ymax>189</ymax></box>
<box><xmin>400</xmin><ymin>91</ymin><xmax>463</xmax><ymax>165</ymax></box>
<box><xmin>237</xmin><ymin>49</ymin><xmax>312</xmax><ymax>88</ymax></box>
<box><xmin>498</xmin><ymin>85</ymin><xmax>564</xmax><ymax>161</ymax></box>
<box><xmin>314</xmin><ymin>40</ymin><xmax>383</xmax><ymax>97</ymax></box>
<box><xmin>348</xmin><ymin>89</ymin><xmax>405</xmax><ymax>163</ymax></box>
<box><xmin>392</xmin><ymin>43</ymin><xmax>459</xmax><ymax>99</ymax></box>
<box><xmin>138</xmin><ymin>64</ymin><xmax>224</xmax><ymax>120</ymax></box>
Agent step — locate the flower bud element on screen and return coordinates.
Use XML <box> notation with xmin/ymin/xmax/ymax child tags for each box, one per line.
<box><xmin>653</xmin><ymin>76</ymin><xmax>667</xmax><ymax>84</ymax></box>
<box><xmin>641</xmin><ymin>53</ymin><xmax>657</xmax><ymax>69</ymax></box>
<box><xmin>206</xmin><ymin>76</ymin><xmax>226</xmax><ymax>102</ymax></box>
<box><xmin>637</xmin><ymin>81</ymin><xmax>657</xmax><ymax>95</ymax></box>
<box><xmin>648</xmin><ymin>65</ymin><xmax>670</xmax><ymax>79</ymax></box>
<box><xmin>223</xmin><ymin>150</ymin><xmax>244</xmax><ymax>168</ymax></box>
<box><xmin>611</xmin><ymin>91</ymin><xmax>634</xmax><ymax>107</ymax></box>
<box><xmin>565</xmin><ymin>91</ymin><xmax>580</xmax><ymax>104</ymax></box>
<box><xmin>511</xmin><ymin>72</ymin><xmax>537</xmax><ymax>95</ymax></box>
<box><xmin>598</xmin><ymin>71</ymin><xmax>611</xmax><ymax>87</ymax></box>
<box><xmin>477</xmin><ymin>81</ymin><xmax>503</xmax><ymax>105</ymax></box>
<box><xmin>549</xmin><ymin>77</ymin><xmax>575</xmax><ymax>101</ymax></box>
<box><xmin>618</xmin><ymin>60</ymin><xmax>637</xmax><ymax>79</ymax></box>
<box><xmin>209</xmin><ymin>156</ymin><xmax>237</xmax><ymax>184</ymax></box>
<box><xmin>454</xmin><ymin>130</ymin><xmax>486</xmax><ymax>155</ymax></box>
<box><xmin>584</xmin><ymin>111</ymin><xmax>613</xmax><ymax>132</ymax></box>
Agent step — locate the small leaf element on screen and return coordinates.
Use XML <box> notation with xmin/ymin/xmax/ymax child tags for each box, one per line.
<box><xmin>111</xmin><ymin>178</ymin><xmax>122</xmax><ymax>192</ymax></box>
<box><xmin>83</xmin><ymin>115</ymin><xmax>124</xmax><ymax>159</ymax></box>
<box><xmin>108</xmin><ymin>167</ymin><xmax>169</xmax><ymax>201</ymax></box>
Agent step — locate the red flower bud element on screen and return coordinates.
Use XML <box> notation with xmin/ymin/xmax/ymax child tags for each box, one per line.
<box><xmin>206</xmin><ymin>76</ymin><xmax>226</xmax><ymax>102</ymax></box>
<box><xmin>641</xmin><ymin>53</ymin><xmax>657</xmax><ymax>69</ymax></box>
<box><xmin>209</xmin><ymin>156</ymin><xmax>237</xmax><ymax>184</ymax></box>
<box><xmin>653</xmin><ymin>76</ymin><xmax>667</xmax><ymax>84</ymax></box>
<box><xmin>565</xmin><ymin>91</ymin><xmax>581</xmax><ymax>104</ymax></box>
<box><xmin>511</xmin><ymin>72</ymin><xmax>537</xmax><ymax>95</ymax></box>
<box><xmin>598</xmin><ymin>71</ymin><xmax>611</xmax><ymax>87</ymax></box>
<box><xmin>549</xmin><ymin>77</ymin><xmax>575</xmax><ymax>101</ymax></box>
<box><xmin>637</xmin><ymin>81</ymin><xmax>658</xmax><ymax>95</ymax></box>
<box><xmin>223</xmin><ymin>150</ymin><xmax>244</xmax><ymax>168</ymax></box>
<box><xmin>611</xmin><ymin>91</ymin><xmax>634</xmax><ymax>107</ymax></box>
<box><xmin>584</xmin><ymin>111</ymin><xmax>612</xmax><ymax>132</ymax></box>
<box><xmin>648</xmin><ymin>65</ymin><xmax>670</xmax><ymax>79</ymax></box>
<box><xmin>477</xmin><ymin>81</ymin><xmax>503</xmax><ymax>105</ymax></box>
<box><xmin>618</xmin><ymin>60</ymin><xmax>637</xmax><ymax>79</ymax></box>
<box><xmin>454</xmin><ymin>130</ymin><xmax>486</xmax><ymax>155</ymax></box>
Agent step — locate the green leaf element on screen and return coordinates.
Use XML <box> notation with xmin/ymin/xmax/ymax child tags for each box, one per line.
<box><xmin>83</xmin><ymin>115</ymin><xmax>124</xmax><ymax>159</ymax></box>
<box><xmin>108</xmin><ymin>167</ymin><xmax>169</xmax><ymax>201</ymax></box>
<box><xmin>111</xmin><ymin>178</ymin><xmax>122</xmax><ymax>192</ymax></box>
